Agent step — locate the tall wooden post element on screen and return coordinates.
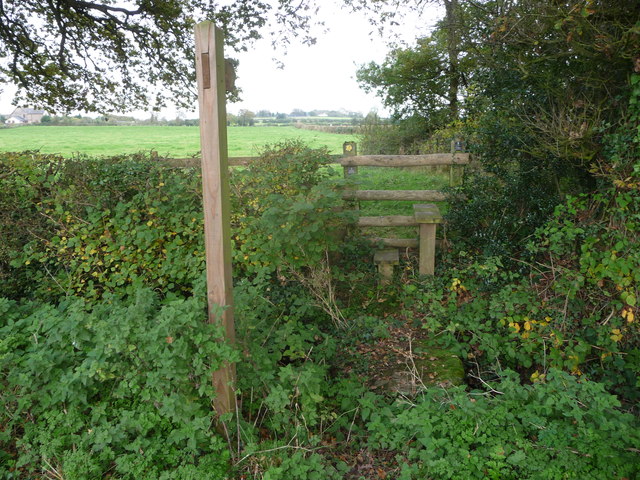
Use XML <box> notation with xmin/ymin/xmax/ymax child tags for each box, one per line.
<box><xmin>195</xmin><ymin>21</ymin><xmax>236</xmax><ymax>417</ymax></box>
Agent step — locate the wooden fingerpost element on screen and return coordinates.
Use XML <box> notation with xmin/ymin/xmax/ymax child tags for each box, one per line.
<box><xmin>414</xmin><ymin>204</ymin><xmax>443</xmax><ymax>275</ymax></box>
<box><xmin>195</xmin><ymin>21</ymin><xmax>236</xmax><ymax>417</ymax></box>
<box><xmin>449</xmin><ymin>138</ymin><xmax>466</xmax><ymax>187</ymax></box>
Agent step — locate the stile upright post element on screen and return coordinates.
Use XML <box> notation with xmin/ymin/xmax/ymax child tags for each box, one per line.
<box><xmin>195</xmin><ymin>21</ymin><xmax>236</xmax><ymax>417</ymax></box>
<box><xmin>342</xmin><ymin>141</ymin><xmax>358</xmax><ymax>177</ymax></box>
<box><xmin>343</xmin><ymin>141</ymin><xmax>359</xmax><ymax>211</ymax></box>
<box><xmin>414</xmin><ymin>204</ymin><xmax>443</xmax><ymax>275</ymax></box>
<box><xmin>449</xmin><ymin>138</ymin><xmax>466</xmax><ymax>187</ymax></box>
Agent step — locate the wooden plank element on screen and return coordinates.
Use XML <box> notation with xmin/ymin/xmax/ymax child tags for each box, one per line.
<box><xmin>340</xmin><ymin>153</ymin><xmax>469</xmax><ymax>167</ymax></box>
<box><xmin>358</xmin><ymin>215</ymin><xmax>418</xmax><ymax>227</ymax></box>
<box><xmin>374</xmin><ymin>248</ymin><xmax>400</xmax><ymax>265</ymax></box>
<box><xmin>369</xmin><ymin>237</ymin><xmax>419</xmax><ymax>248</ymax></box>
<box><xmin>344</xmin><ymin>190</ymin><xmax>447</xmax><ymax>202</ymax></box>
<box><xmin>414</xmin><ymin>203</ymin><xmax>443</xmax><ymax>224</ymax></box>
<box><xmin>374</xmin><ymin>248</ymin><xmax>398</xmax><ymax>286</ymax></box>
<box><xmin>195</xmin><ymin>21</ymin><xmax>235</xmax><ymax>417</ymax></box>
<box><xmin>449</xmin><ymin>139</ymin><xmax>466</xmax><ymax>186</ymax></box>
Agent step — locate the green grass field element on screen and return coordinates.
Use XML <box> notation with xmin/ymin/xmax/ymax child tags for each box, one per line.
<box><xmin>0</xmin><ymin>125</ymin><xmax>358</xmax><ymax>157</ymax></box>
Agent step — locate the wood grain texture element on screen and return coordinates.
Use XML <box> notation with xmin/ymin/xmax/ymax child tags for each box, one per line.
<box><xmin>419</xmin><ymin>223</ymin><xmax>437</xmax><ymax>275</ymax></box>
<box><xmin>369</xmin><ymin>237</ymin><xmax>419</xmax><ymax>248</ymax></box>
<box><xmin>195</xmin><ymin>21</ymin><xmax>235</xmax><ymax>417</ymax></box>
<box><xmin>358</xmin><ymin>215</ymin><xmax>418</xmax><ymax>227</ymax></box>
<box><xmin>345</xmin><ymin>190</ymin><xmax>447</xmax><ymax>202</ymax></box>
<box><xmin>340</xmin><ymin>153</ymin><xmax>469</xmax><ymax>167</ymax></box>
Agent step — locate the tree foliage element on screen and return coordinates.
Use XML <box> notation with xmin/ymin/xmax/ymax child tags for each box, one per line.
<box><xmin>0</xmin><ymin>0</ymin><xmax>324</xmax><ymax>113</ymax></box>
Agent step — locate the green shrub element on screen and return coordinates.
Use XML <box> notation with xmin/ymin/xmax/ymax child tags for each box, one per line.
<box><xmin>0</xmin><ymin>289</ymin><xmax>237</xmax><ymax>479</ymax></box>
<box><xmin>363</xmin><ymin>370</ymin><xmax>640</xmax><ymax>479</ymax></box>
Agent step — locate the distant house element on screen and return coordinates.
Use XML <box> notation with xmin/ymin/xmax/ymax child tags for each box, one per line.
<box><xmin>5</xmin><ymin>107</ymin><xmax>45</xmax><ymax>124</ymax></box>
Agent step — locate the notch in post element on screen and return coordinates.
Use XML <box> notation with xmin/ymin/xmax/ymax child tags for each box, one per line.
<box><xmin>201</xmin><ymin>53</ymin><xmax>211</xmax><ymax>89</ymax></box>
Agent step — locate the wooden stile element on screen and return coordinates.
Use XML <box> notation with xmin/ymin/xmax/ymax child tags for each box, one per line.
<box><xmin>195</xmin><ymin>21</ymin><xmax>236</xmax><ymax>417</ymax></box>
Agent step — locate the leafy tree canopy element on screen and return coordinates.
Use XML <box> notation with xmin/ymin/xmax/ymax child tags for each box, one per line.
<box><xmin>0</xmin><ymin>0</ymin><xmax>329</xmax><ymax>113</ymax></box>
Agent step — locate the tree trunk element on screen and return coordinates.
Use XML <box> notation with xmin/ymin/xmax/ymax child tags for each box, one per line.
<box><xmin>444</xmin><ymin>0</ymin><xmax>460</xmax><ymax>121</ymax></box>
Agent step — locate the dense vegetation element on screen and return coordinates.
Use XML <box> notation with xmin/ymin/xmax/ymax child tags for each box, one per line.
<box><xmin>1</xmin><ymin>1</ymin><xmax>639</xmax><ymax>478</ymax></box>
<box><xmin>2</xmin><ymin>131</ymin><xmax>639</xmax><ymax>478</ymax></box>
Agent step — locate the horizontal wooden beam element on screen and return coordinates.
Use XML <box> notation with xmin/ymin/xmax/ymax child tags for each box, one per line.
<box><xmin>158</xmin><ymin>154</ymin><xmax>344</xmax><ymax>168</ymax></box>
<box><xmin>159</xmin><ymin>156</ymin><xmax>254</xmax><ymax>167</ymax></box>
<box><xmin>340</xmin><ymin>153</ymin><xmax>469</xmax><ymax>167</ymax></box>
<box><xmin>358</xmin><ymin>215</ymin><xmax>418</xmax><ymax>227</ymax></box>
<box><xmin>344</xmin><ymin>190</ymin><xmax>447</xmax><ymax>202</ymax></box>
<box><xmin>369</xmin><ymin>237</ymin><xmax>419</xmax><ymax>248</ymax></box>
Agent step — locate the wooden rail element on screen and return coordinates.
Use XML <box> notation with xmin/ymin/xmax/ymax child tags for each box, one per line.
<box><xmin>340</xmin><ymin>142</ymin><xmax>464</xmax><ymax>278</ymax></box>
<box><xmin>344</xmin><ymin>189</ymin><xmax>446</xmax><ymax>202</ymax></box>
<box><xmin>340</xmin><ymin>153</ymin><xmax>469</xmax><ymax>167</ymax></box>
<box><xmin>358</xmin><ymin>215</ymin><xmax>418</xmax><ymax>227</ymax></box>
<box><xmin>157</xmin><ymin>154</ymin><xmax>343</xmax><ymax>168</ymax></box>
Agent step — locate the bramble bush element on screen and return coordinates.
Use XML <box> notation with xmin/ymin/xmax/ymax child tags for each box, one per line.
<box><xmin>1</xmin><ymin>152</ymin><xmax>205</xmax><ymax>300</ymax></box>
<box><xmin>0</xmin><ymin>288</ymin><xmax>237</xmax><ymax>479</ymax></box>
<box><xmin>361</xmin><ymin>370</ymin><xmax>640</xmax><ymax>479</ymax></box>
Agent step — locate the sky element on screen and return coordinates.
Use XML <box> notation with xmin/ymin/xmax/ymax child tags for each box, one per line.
<box><xmin>0</xmin><ymin>2</ymin><xmax>443</xmax><ymax>119</ymax></box>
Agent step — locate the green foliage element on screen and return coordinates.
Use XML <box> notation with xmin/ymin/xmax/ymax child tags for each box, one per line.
<box><xmin>1</xmin><ymin>1</ymin><xmax>332</xmax><ymax>112</ymax></box>
<box><xmin>0</xmin><ymin>289</ymin><xmax>237</xmax><ymax>479</ymax></box>
<box><xmin>363</xmin><ymin>370</ymin><xmax>640</xmax><ymax>479</ymax></box>
<box><xmin>402</xmin><ymin>125</ymin><xmax>640</xmax><ymax>400</ymax></box>
<box><xmin>230</xmin><ymin>140</ymin><xmax>353</xmax><ymax>279</ymax></box>
<box><xmin>357</xmin><ymin>112</ymin><xmax>432</xmax><ymax>155</ymax></box>
<box><xmin>3</xmin><ymin>152</ymin><xmax>205</xmax><ymax>300</ymax></box>
<box><xmin>262</xmin><ymin>452</ymin><xmax>345</xmax><ymax>480</ymax></box>
<box><xmin>357</xmin><ymin>33</ymin><xmax>457</xmax><ymax>125</ymax></box>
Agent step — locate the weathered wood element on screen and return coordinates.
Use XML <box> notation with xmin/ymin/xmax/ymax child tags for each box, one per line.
<box><xmin>345</xmin><ymin>190</ymin><xmax>447</xmax><ymax>202</ymax></box>
<box><xmin>369</xmin><ymin>237</ymin><xmax>419</xmax><ymax>248</ymax></box>
<box><xmin>374</xmin><ymin>248</ymin><xmax>399</xmax><ymax>285</ymax></box>
<box><xmin>195</xmin><ymin>21</ymin><xmax>235</xmax><ymax>417</ymax></box>
<box><xmin>358</xmin><ymin>215</ymin><xmax>418</xmax><ymax>227</ymax></box>
<box><xmin>449</xmin><ymin>165</ymin><xmax>465</xmax><ymax>187</ymax></box>
<box><xmin>374</xmin><ymin>248</ymin><xmax>400</xmax><ymax>265</ymax></box>
<box><xmin>414</xmin><ymin>203</ymin><xmax>444</xmax><ymax>224</ymax></box>
<box><xmin>343</xmin><ymin>141</ymin><xmax>358</xmax><ymax>177</ymax></box>
<box><xmin>449</xmin><ymin>139</ymin><xmax>466</xmax><ymax>187</ymax></box>
<box><xmin>340</xmin><ymin>153</ymin><xmax>469</xmax><ymax>167</ymax></box>
<box><xmin>413</xmin><ymin>204</ymin><xmax>442</xmax><ymax>276</ymax></box>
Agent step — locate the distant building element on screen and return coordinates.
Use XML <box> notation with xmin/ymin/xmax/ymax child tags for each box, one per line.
<box><xmin>5</xmin><ymin>107</ymin><xmax>45</xmax><ymax>124</ymax></box>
